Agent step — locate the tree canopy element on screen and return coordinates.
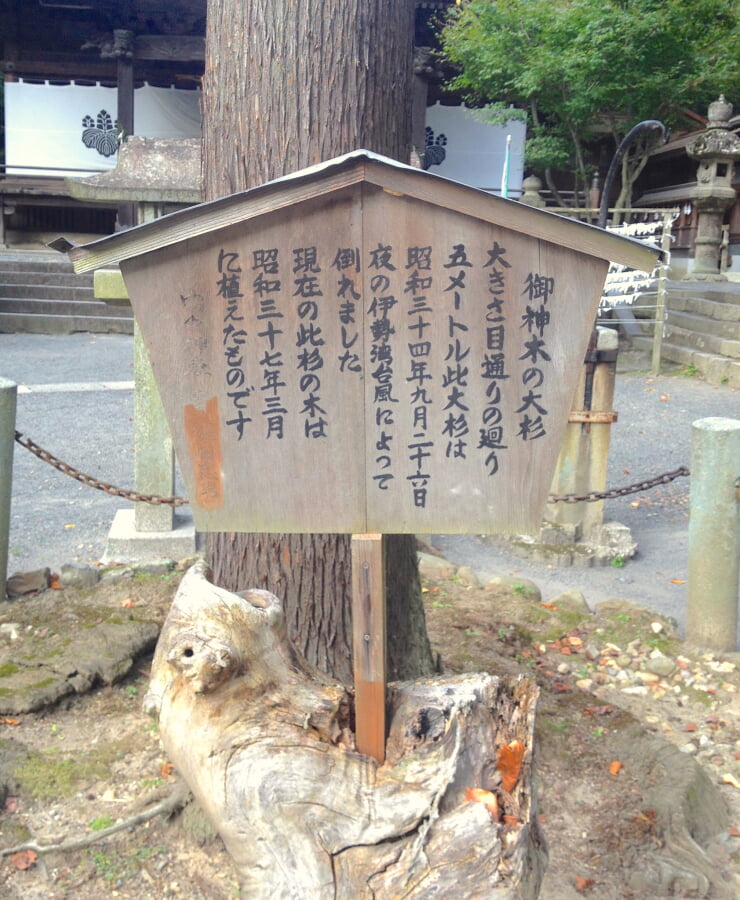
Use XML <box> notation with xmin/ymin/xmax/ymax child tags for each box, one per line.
<box><xmin>439</xmin><ymin>0</ymin><xmax>740</xmax><ymax>204</ymax></box>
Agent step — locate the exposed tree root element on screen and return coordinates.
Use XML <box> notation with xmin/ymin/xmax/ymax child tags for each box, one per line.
<box><xmin>0</xmin><ymin>781</ymin><xmax>190</xmax><ymax>858</ymax></box>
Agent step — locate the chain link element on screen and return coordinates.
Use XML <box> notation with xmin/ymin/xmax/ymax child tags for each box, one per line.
<box><xmin>14</xmin><ymin>430</ymin><xmax>689</xmax><ymax>508</ymax></box>
<box><xmin>548</xmin><ymin>466</ymin><xmax>690</xmax><ymax>503</ymax></box>
<box><xmin>13</xmin><ymin>431</ymin><xmax>188</xmax><ymax>507</ymax></box>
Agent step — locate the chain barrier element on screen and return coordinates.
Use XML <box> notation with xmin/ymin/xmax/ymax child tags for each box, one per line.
<box><xmin>13</xmin><ymin>431</ymin><xmax>188</xmax><ymax>507</ymax></box>
<box><xmin>14</xmin><ymin>430</ymin><xmax>690</xmax><ymax>508</ymax></box>
<box><xmin>548</xmin><ymin>466</ymin><xmax>690</xmax><ymax>503</ymax></box>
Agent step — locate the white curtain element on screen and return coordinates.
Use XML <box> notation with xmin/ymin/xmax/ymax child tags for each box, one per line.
<box><xmin>424</xmin><ymin>102</ymin><xmax>526</xmax><ymax>196</ymax></box>
<box><xmin>4</xmin><ymin>80</ymin><xmax>202</xmax><ymax>176</ymax></box>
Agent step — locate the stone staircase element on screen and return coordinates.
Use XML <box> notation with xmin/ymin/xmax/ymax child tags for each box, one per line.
<box><xmin>0</xmin><ymin>250</ymin><xmax>133</xmax><ymax>335</ymax></box>
<box><xmin>629</xmin><ymin>280</ymin><xmax>740</xmax><ymax>387</ymax></box>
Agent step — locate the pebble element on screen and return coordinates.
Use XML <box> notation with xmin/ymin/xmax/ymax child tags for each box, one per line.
<box><xmin>645</xmin><ymin>656</ymin><xmax>676</xmax><ymax>678</ymax></box>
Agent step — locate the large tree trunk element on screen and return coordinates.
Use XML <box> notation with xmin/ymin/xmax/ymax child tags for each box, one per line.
<box><xmin>145</xmin><ymin>564</ymin><xmax>547</xmax><ymax>899</ymax></box>
<box><xmin>202</xmin><ymin>0</ymin><xmax>435</xmax><ymax>684</ymax></box>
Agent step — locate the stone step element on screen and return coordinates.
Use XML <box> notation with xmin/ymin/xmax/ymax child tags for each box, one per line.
<box><xmin>664</xmin><ymin>321</ymin><xmax>740</xmax><ymax>360</ymax></box>
<box><xmin>665</xmin><ymin>281</ymin><xmax>740</xmax><ymax>306</ymax></box>
<box><xmin>0</xmin><ymin>297</ymin><xmax>132</xmax><ymax>318</ymax></box>
<box><xmin>0</xmin><ymin>283</ymin><xmax>96</xmax><ymax>302</ymax></box>
<box><xmin>0</xmin><ymin>270</ymin><xmax>94</xmax><ymax>289</ymax></box>
<box><xmin>0</xmin><ymin>252</ymin><xmax>78</xmax><ymax>274</ymax></box>
<box><xmin>630</xmin><ymin>334</ymin><xmax>740</xmax><ymax>387</ymax></box>
<box><xmin>668</xmin><ymin>293</ymin><xmax>740</xmax><ymax>322</ymax></box>
<box><xmin>667</xmin><ymin>308</ymin><xmax>740</xmax><ymax>341</ymax></box>
<box><xmin>0</xmin><ymin>311</ymin><xmax>134</xmax><ymax>336</ymax></box>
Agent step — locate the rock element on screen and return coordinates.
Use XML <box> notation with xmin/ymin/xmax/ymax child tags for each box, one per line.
<box><xmin>417</xmin><ymin>552</ymin><xmax>456</xmax><ymax>579</ymax></box>
<box><xmin>59</xmin><ymin>563</ymin><xmax>100</xmax><ymax>589</ymax></box>
<box><xmin>549</xmin><ymin>589</ymin><xmax>591</xmax><ymax>615</ymax></box>
<box><xmin>645</xmin><ymin>656</ymin><xmax>676</xmax><ymax>678</ymax></box>
<box><xmin>455</xmin><ymin>566</ymin><xmax>480</xmax><ymax>588</ymax></box>
<box><xmin>484</xmin><ymin>575</ymin><xmax>541</xmax><ymax>602</ymax></box>
<box><xmin>0</xmin><ymin>603</ymin><xmax>160</xmax><ymax>715</ymax></box>
<box><xmin>5</xmin><ymin>568</ymin><xmax>50</xmax><ymax>599</ymax></box>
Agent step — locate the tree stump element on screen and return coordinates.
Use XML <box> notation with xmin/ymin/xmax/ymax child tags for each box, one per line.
<box><xmin>144</xmin><ymin>563</ymin><xmax>547</xmax><ymax>898</ymax></box>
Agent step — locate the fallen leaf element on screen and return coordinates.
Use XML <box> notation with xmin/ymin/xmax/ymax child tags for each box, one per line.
<box><xmin>1</xmin><ymin>717</ymin><xmax>21</xmax><ymax>726</ymax></box>
<box><xmin>540</xmin><ymin>602</ymin><xmax>558</xmax><ymax>610</ymax></box>
<box><xmin>728</xmin><ymin>826</ymin><xmax>740</xmax><ymax>837</ymax></box>
<box><xmin>63</xmin><ymin>523</ymin><xmax>76</xmax><ymax>529</ymax></box>
<box><xmin>465</xmin><ymin>787</ymin><xmax>500</xmax><ymax>820</ymax></box>
<box><xmin>497</xmin><ymin>740</ymin><xmax>525</xmax><ymax>793</ymax></box>
<box><xmin>670</xmin><ymin>579</ymin><xmax>687</xmax><ymax>585</ymax></box>
<box><xmin>4</xmin><ymin>796</ymin><xmax>19</xmax><ymax>812</ymax></box>
<box><xmin>161</xmin><ymin>761</ymin><xmax>175</xmax><ymax>779</ymax></box>
<box><xmin>722</xmin><ymin>773</ymin><xmax>740</xmax><ymax>790</ymax></box>
<box><xmin>660</xmin><ymin>393</ymin><xmax>669</xmax><ymax>402</ymax></box>
<box><xmin>583</xmin><ymin>706</ymin><xmax>613</xmax><ymax>718</ymax></box>
<box><xmin>609</xmin><ymin>760</ymin><xmax>623</xmax><ymax>776</ymax></box>
<box><xmin>121</xmin><ymin>598</ymin><xmax>136</xmax><ymax>609</ymax></box>
<box><xmin>566</xmin><ymin>636</ymin><xmax>584</xmax><ymax>649</ymax></box>
<box><xmin>10</xmin><ymin>849</ymin><xmax>37</xmax><ymax>870</ymax></box>
<box><xmin>683</xmin><ymin>722</ymin><xmax>698</xmax><ymax>732</ymax></box>
<box><xmin>575</xmin><ymin>875</ymin><xmax>595</xmax><ymax>892</ymax></box>
<box><xmin>551</xmin><ymin>682</ymin><xmax>572</xmax><ymax>693</ymax></box>
<box><xmin>49</xmin><ymin>573</ymin><xmax>62</xmax><ymax>590</ymax></box>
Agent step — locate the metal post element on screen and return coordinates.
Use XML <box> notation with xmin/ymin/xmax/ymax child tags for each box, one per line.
<box><xmin>0</xmin><ymin>378</ymin><xmax>18</xmax><ymax>599</ymax></box>
<box><xmin>686</xmin><ymin>417</ymin><xmax>740</xmax><ymax>651</ymax></box>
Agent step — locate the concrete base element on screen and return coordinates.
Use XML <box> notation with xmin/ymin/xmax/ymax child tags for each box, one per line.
<box><xmin>498</xmin><ymin>520</ymin><xmax>637</xmax><ymax>568</ymax></box>
<box><xmin>102</xmin><ymin>508</ymin><xmax>198</xmax><ymax>564</ymax></box>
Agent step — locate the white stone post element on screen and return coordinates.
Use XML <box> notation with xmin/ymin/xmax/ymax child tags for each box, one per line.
<box><xmin>686</xmin><ymin>417</ymin><xmax>740</xmax><ymax>650</ymax></box>
<box><xmin>0</xmin><ymin>378</ymin><xmax>17</xmax><ymax>598</ymax></box>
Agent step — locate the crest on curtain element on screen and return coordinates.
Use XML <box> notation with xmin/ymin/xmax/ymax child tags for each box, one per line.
<box><xmin>81</xmin><ymin>109</ymin><xmax>120</xmax><ymax>158</ymax></box>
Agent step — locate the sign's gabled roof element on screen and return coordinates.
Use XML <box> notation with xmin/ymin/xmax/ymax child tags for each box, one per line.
<box><xmin>57</xmin><ymin>149</ymin><xmax>661</xmax><ymax>274</ymax></box>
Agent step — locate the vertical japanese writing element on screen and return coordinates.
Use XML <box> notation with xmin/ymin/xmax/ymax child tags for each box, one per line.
<box><xmin>442</xmin><ymin>243</ymin><xmax>472</xmax><ymax>463</ymax></box>
<box><xmin>293</xmin><ymin>246</ymin><xmax>327</xmax><ymax>439</ymax></box>
<box><xmin>517</xmin><ymin>272</ymin><xmax>554</xmax><ymax>441</ymax></box>
<box><xmin>253</xmin><ymin>248</ymin><xmax>286</xmax><ymax>439</ymax></box>
<box><xmin>332</xmin><ymin>247</ymin><xmax>363</xmax><ymax>378</ymax></box>
<box><xmin>368</xmin><ymin>242</ymin><xmax>398</xmax><ymax>491</ymax></box>
<box><xmin>217</xmin><ymin>249</ymin><xmax>252</xmax><ymax>439</ymax></box>
<box><xmin>179</xmin><ymin>292</ymin><xmax>209</xmax><ymax>374</ymax></box>
<box><xmin>478</xmin><ymin>241</ymin><xmax>511</xmax><ymax>474</ymax></box>
<box><xmin>404</xmin><ymin>244</ymin><xmax>434</xmax><ymax>507</ymax></box>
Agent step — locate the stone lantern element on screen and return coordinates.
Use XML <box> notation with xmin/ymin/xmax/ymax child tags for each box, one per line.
<box><xmin>686</xmin><ymin>95</ymin><xmax>740</xmax><ymax>279</ymax></box>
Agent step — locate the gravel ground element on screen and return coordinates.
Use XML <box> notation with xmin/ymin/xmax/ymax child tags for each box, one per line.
<box><xmin>2</xmin><ymin>333</ymin><xmax>739</xmax><ymax>634</ymax></box>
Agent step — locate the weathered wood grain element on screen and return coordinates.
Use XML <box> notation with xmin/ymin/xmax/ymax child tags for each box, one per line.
<box><xmin>145</xmin><ymin>563</ymin><xmax>547</xmax><ymax>898</ymax></box>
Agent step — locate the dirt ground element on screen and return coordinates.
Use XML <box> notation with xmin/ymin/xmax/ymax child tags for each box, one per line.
<box><xmin>1</xmin><ymin>565</ymin><xmax>739</xmax><ymax>899</ymax></box>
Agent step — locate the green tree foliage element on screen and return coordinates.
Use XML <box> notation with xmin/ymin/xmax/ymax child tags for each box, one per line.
<box><xmin>439</xmin><ymin>0</ymin><xmax>740</xmax><ymax>204</ymax></box>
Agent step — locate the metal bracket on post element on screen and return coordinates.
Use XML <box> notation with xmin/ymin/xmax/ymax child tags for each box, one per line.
<box><xmin>351</xmin><ymin>534</ymin><xmax>387</xmax><ymax>763</ymax></box>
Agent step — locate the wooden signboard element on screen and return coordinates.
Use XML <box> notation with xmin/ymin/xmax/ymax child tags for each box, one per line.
<box><xmin>67</xmin><ymin>151</ymin><xmax>659</xmax><ymax>762</ymax></box>
<box><xmin>68</xmin><ymin>151</ymin><xmax>658</xmax><ymax>537</ymax></box>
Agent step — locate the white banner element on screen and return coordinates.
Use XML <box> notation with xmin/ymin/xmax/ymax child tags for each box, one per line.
<box><xmin>423</xmin><ymin>102</ymin><xmax>526</xmax><ymax>195</ymax></box>
<box><xmin>4</xmin><ymin>79</ymin><xmax>201</xmax><ymax>176</ymax></box>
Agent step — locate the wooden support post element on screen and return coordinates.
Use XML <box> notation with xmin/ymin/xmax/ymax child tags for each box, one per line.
<box><xmin>351</xmin><ymin>534</ymin><xmax>387</xmax><ymax>763</ymax></box>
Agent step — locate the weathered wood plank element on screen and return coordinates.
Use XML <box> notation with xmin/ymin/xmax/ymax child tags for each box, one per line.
<box><xmin>351</xmin><ymin>534</ymin><xmax>386</xmax><ymax>762</ymax></box>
